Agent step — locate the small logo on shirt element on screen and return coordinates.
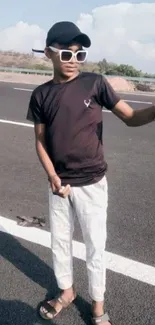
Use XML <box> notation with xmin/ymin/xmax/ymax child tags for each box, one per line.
<box><xmin>84</xmin><ymin>99</ymin><xmax>91</xmax><ymax>108</ymax></box>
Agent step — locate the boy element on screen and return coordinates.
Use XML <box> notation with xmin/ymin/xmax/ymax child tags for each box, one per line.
<box><xmin>27</xmin><ymin>21</ymin><xmax>155</xmax><ymax>325</ymax></box>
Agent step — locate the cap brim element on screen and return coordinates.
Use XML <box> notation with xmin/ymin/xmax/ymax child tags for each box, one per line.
<box><xmin>32</xmin><ymin>48</ymin><xmax>44</xmax><ymax>53</ymax></box>
<box><xmin>72</xmin><ymin>33</ymin><xmax>91</xmax><ymax>48</ymax></box>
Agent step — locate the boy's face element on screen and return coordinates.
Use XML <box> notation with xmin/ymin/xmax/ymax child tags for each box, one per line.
<box><xmin>45</xmin><ymin>42</ymin><xmax>88</xmax><ymax>79</ymax></box>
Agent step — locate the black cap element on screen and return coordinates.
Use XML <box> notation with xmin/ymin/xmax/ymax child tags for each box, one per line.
<box><xmin>32</xmin><ymin>21</ymin><xmax>91</xmax><ymax>53</ymax></box>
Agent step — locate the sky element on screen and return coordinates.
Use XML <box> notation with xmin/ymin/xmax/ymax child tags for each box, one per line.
<box><xmin>0</xmin><ymin>1</ymin><xmax>155</xmax><ymax>73</ymax></box>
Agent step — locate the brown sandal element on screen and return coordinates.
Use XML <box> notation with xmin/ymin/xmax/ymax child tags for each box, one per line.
<box><xmin>39</xmin><ymin>291</ymin><xmax>77</xmax><ymax>320</ymax></box>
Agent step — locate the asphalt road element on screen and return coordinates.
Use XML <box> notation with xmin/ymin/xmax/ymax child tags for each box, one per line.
<box><xmin>0</xmin><ymin>81</ymin><xmax>155</xmax><ymax>325</ymax></box>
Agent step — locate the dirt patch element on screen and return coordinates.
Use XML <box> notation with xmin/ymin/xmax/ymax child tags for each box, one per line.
<box><xmin>0</xmin><ymin>72</ymin><xmax>136</xmax><ymax>92</ymax></box>
<box><xmin>106</xmin><ymin>77</ymin><xmax>135</xmax><ymax>92</ymax></box>
<box><xmin>0</xmin><ymin>72</ymin><xmax>51</xmax><ymax>85</ymax></box>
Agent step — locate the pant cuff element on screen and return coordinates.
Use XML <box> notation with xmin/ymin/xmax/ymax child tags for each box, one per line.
<box><xmin>57</xmin><ymin>278</ymin><xmax>73</xmax><ymax>290</ymax></box>
<box><xmin>89</xmin><ymin>289</ymin><xmax>106</xmax><ymax>302</ymax></box>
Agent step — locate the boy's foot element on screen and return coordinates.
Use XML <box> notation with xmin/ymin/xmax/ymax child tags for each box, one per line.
<box><xmin>91</xmin><ymin>301</ymin><xmax>112</xmax><ymax>325</ymax></box>
<box><xmin>39</xmin><ymin>287</ymin><xmax>76</xmax><ymax>320</ymax></box>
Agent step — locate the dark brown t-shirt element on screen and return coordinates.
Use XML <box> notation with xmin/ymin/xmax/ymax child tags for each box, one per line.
<box><xmin>26</xmin><ymin>72</ymin><xmax>120</xmax><ymax>186</ymax></box>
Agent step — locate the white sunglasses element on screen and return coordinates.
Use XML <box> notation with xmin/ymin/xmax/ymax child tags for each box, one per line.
<box><xmin>48</xmin><ymin>45</ymin><xmax>88</xmax><ymax>63</ymax></box>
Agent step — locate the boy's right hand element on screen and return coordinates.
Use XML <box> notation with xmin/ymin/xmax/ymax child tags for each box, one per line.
<box><xmin>49</xmin><ymin>174</ymin><xmax>71</xmax><ymax>198</ymax></box>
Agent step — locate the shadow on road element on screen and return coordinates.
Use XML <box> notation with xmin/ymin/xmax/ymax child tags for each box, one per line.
<box><xmin>0</xmin><ymin>230</ymin><xmax>92</xmax><ymax>325</ymax></box>
<box><xmin>0</xmin><ymin>299</ymin><xmax>50</xmax><ymax>325</ymax></box>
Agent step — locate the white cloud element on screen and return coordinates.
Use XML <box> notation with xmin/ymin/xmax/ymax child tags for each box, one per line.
<box><xmin>0</xmin><ymin>3</ymin><xmax>155</xmax><ymax>72</ymax></box>
<box><xmin>77</xmin><ymin>2</ymin><xmax>155</xmax><ymax>73</ymax></box>
<box><xmin>0</xmin><ymin>21</ymin><xmax>46</xmax><ymax>53</ymax></box>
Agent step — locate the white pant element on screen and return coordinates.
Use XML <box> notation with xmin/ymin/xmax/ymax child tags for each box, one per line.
<box><xmin>49</xmin><ymin>176</ymin><xmax>108</xmax><ymax>301</ymax></box>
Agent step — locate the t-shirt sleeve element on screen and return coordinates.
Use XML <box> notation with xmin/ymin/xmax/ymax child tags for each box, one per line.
<box><xmin>97</xmin><ymin>75</ymin><xmax>121</xmax><ymax>110</ymax></box>
<box><xmin>26</xmin><ymin>90</ymin><xmax>45</xmax><ymax>124</ymax></box>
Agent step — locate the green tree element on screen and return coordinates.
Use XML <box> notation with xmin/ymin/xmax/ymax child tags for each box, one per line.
<box><xmin>97</xmin><ymin>58</ymin><xmax>109</xmax><ymax>73</ymax></box>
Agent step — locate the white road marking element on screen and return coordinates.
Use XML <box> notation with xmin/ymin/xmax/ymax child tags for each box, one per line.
<box><xmin>0</xmin><ymin>119</ymin><xmax>33</xmax><ymax>127</ymax></box>
<box><xmin>14</xmin><ymin>87</ymin><xmax>33</xmax><ymax>92</ymax></box>
<box><xmin>125</xmin><ymin>100</ymin><xmax>152</xmax><ymax>104</ymax></box>
<box><xmin>13</xmin><ymin>87</ymin><xmax>153</xmax><ymax>105</ymax></box>
<box><xmin>0</xmin><ymin>111</ymin><xmax>112</xmax><ymax>127</ymax></box>
<box><xmin>118</xmin><ymin>91</ymin><xmax>155</xmax><ymax>97</ymax></box>
<box><xmin>0</xmin><ymin>97</ymin><xmax>152</xmax><ymax>128</ymax></box>
<box><xmin>13</xmin><ymin>88</ymin><xmax>155</xmax><ymax>98</ymax></box>
<box><xmin>0</xmin><ymin>215</ymin><xmax>155</xmax><ymax>286</ymax></box>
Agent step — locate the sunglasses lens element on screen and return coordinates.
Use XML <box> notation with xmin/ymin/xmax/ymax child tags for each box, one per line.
<box><xmin>76</xmin><ymin>51</ymin><xmax>87</xmax><ymax>62</ymax></box>
<box><xmin>60</xmin><ymin>50</ymin><xmax>87</xmax><ymax>62</ymax></box>
<box><xmin>61</xmin><ymin>51</ymin><xmax>72</xmax><ymax>62</ymax></box>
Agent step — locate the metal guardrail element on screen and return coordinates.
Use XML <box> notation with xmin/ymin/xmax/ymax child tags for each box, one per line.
<box><xmin>0</xmin><ymin>66</ymin><xmax>155</xmax><ymax>83</ymax></box>
<box><xmin>104</xmin><ymin>75</ymin><xmax>155</xmax><ymax>83</ymax></box>
<box><xmin>0</xmin><ymin>66</ymin><xmax>53</xmax><ymax>75</ymax></box>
